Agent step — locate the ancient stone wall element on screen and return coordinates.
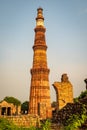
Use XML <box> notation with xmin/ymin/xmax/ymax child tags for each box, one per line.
<box><xmin>0</xmin><ymin>101</ymin><xmax>21</xmax><ymax>116</ymax></box>
<box><xmin>3</xmin><ymin>115</ymin><xmax>40</xmax><ymax>128</ymax></box>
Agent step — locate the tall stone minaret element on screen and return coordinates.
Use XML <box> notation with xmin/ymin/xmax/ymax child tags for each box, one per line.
<box><xmin>29</xmin><ymin>8</ymin><xmax>52</xmax><ymax>119</ymax></box>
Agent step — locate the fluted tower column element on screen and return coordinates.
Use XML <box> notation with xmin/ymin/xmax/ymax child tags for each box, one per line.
<box><xmin>29</xmin><ymin>8</ymin><xmax>52</xmax><ymax>118</ymax></box>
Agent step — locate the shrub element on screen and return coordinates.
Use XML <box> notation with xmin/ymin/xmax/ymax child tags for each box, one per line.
<box><xmin>41</xmin><ymin>119</ymin><xmax>51</xmax><ymax>130</ymax></box>
<box><xmin>0</xmin><ymin>118</ymin><xmax>17</xmax><ymax>130</ymax></box>
<box><xmin>78</xmin><ymin>90</ymin><xmax>87</xmax><ymax>99</ymax></box>
<box><xmin>64</xmin><ymin>104</ymin><xmax>87</xmax><ymax>130</ymax></box>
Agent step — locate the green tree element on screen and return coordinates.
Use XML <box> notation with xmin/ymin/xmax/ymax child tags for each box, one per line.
<box><xmin>51</xmin><ymin>101</ymin><xmax>57</xmax><ymax>108</ymax></box>
<box><xmin>74</xmin><ymin>90</ymin><xmax>87</xmax><ymax>103</ymax></box>
<box><xmin>4</xmin><ymin>96</ymin><xmax>21</xmax><ymax>106</ymax></box>
<box><xmin>21</xmin><ymin>101</ymin><xmax>29</xmax><ymax>114</ymax></box>
<box><xmin>78</xmin><ymin>90</ymin><xmax>87</xmax><ymax>99</ymax></box>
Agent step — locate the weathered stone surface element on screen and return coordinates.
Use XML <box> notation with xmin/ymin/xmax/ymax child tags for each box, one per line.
<box><xmin>29</xmin><ymin>8</ymin><xmax>52</xmax><ymax>119</ymax></box>
<box><xmin>0</xmin><ymin>101</ymin><xmax>21</xmax><ymax>116</ymax></box>
<box><xmin>3</xmin><ymin>115</ymin><xmax>40</xmax><ymax>128</ymax></box>
<box><xmin>53</xmin><ymin>74</ymin><xmax>73</xmax><ymax>110</ymax></box>
<box><xmin>53</xmin><ymin>102</ymin><xmax>84</xmax><ymax>124</ymax></box>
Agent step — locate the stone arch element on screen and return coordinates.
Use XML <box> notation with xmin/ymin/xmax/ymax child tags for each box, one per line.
<box><xmin>52</xmin><ymin>74</ymin><xmax>73</xmax><ymax>110</ymax></box>
<box><xmin>53</xmin><ymin>84</ymin><xmax>59</xmax><ymax>110</ymax></box>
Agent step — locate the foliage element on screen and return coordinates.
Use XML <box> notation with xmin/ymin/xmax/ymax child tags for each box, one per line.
<box><xmin>21</xmin><ymin>101</ymin><xmax>29</xmax><ymax>114</ymax></box>
<box><xmin>74</xmin><ymin>90</ymin><xmax>87</xmax><ymax>103</ymax></box>
<box><xmin>78</xmin><ymin>90</ymin><xmax>87</xmax><ymax>99</ymax></box>
<box><xmin>63</xmin><ymin>90</ymin><xmax>87</xmax><ymax>129</ymax></box>
<box><xmin>73</xmin><ymin>97</ymin><xmax>79</xmax><ymax>103</ymax></box>
<box><xmin>63</xmin><ymin>104</ymin><xmax>87</xmax><ymax>130</ymax></box>
<box><xmin>0</xmin><ymin>118</ymin><xmax>51</xmax><ymax>130</ymax></box>
<box><xmin>4</xmin><ymin>96</ymin><xmax>21</xmax><ymax>106</ymax></box>
<box><xmin>0</xmin><ymin>118</ymin><xmax>17</xmax><ymax>130</ymax></box>
<box><xmin>51</xmin><ymin>101</ymin><xmax>57</xmax><ymax>108</ymax></box>
<box><xmin>41</xmin><ymin>119</ymin><xmax>51</xmax><ymax>130</ymax></box>
<box><xmin>26</xmin><ymin>126</ymin><xmax>40</xmax><ymax>130</ymax></box>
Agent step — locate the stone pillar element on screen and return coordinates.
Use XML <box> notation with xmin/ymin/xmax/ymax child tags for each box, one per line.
<box><xmin>5</xmin><ymin>107</ymin><xmax>8</xmax><ymax>115</ymax></box>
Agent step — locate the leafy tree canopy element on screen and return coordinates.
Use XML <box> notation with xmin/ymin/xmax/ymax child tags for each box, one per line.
<box><xmin>74</xmin><ymin>90</ymin><xmax>87</xmax><ymax>103</ymax></box>
<box><xmin>4</xmin><ymin>96</ymin><xmax>21</xmax><ymax>106</ymax></box>
<box><xmin>51</xmin><ymin>101</ymin><xmax>57</xmax><ymax>108</ymax></box>
<box><xmin>78</xmin><ymin>90</ymin><xmax>87</xmax><ymax>99</ymax></box>
<box><xmin>21</xmin><ymin>101</ymin><xmax>29</xmax><ymax>114</ymax></box>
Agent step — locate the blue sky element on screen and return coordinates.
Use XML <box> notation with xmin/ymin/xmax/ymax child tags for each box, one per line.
<box><xmin>0</xmin><ymin>0</ymin><xmax>87</xmax><ymax>102</ymax></box>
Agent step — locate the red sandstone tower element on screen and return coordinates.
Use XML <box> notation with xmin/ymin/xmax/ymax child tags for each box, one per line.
<box><xmin>29</xmin><ymin>8</ymin><xmax>52</xmax><ymax>119</ymax></box>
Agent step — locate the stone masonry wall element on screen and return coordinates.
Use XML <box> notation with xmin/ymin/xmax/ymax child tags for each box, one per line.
<box><xmin>2</xmin><ymin>115</ymin><xmax>40</xmax><ymax>128</ymax></box>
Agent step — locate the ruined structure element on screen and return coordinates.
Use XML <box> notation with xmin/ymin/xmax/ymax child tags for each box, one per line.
<box><xmin>53</xmin><ymin>74</ymin><xmax>73</xmax><ymax>110</ymax></box>
<box><xmin>0</xmin><ymin>100</ymin><xmax>21</xmax><ymax>116</ymax></box>
<box><xmin>29</xmin><ymin>8</ymin><xmax>52</xmax><ymax>119</ymax></box>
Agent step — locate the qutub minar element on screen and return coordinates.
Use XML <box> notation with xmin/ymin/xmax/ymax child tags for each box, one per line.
<box><xmin>29</xmin><ymin>8</ymin><xmax>52</xmax><ymax>118</ymax></box>
<box><xmin>29</xmin><ymin>7</ymin><xmax>73</xmax><ymax>119</ymax></box>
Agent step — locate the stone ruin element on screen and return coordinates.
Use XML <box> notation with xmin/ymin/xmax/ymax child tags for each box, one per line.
<box><xmin>52</xmin><ymin>94</ymin><xmax>87</xmax><ymax>129</ymax></box>
<box><xmin>53</xmin><ymin>73</ymin><xmax>73</xmax><ymax>110</ymax></box>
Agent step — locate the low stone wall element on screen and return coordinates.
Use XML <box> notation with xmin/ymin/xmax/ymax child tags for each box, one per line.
<box><xmin>1</xmin><ymin>114</ymin><xmax>40</xmax><ymax>128</ymax></box>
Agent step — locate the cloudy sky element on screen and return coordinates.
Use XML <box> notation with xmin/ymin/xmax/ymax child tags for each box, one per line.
<box><xmin>0</xmin><ymin>0</ymin><xmax>87</xmax><ymax>103</ymax></box>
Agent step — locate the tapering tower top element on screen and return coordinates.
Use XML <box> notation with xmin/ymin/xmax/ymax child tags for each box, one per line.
<box><xmin>36</xmin><ymin>7</ymin><xmax>44</xmax><ymax>26</ymax></box>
